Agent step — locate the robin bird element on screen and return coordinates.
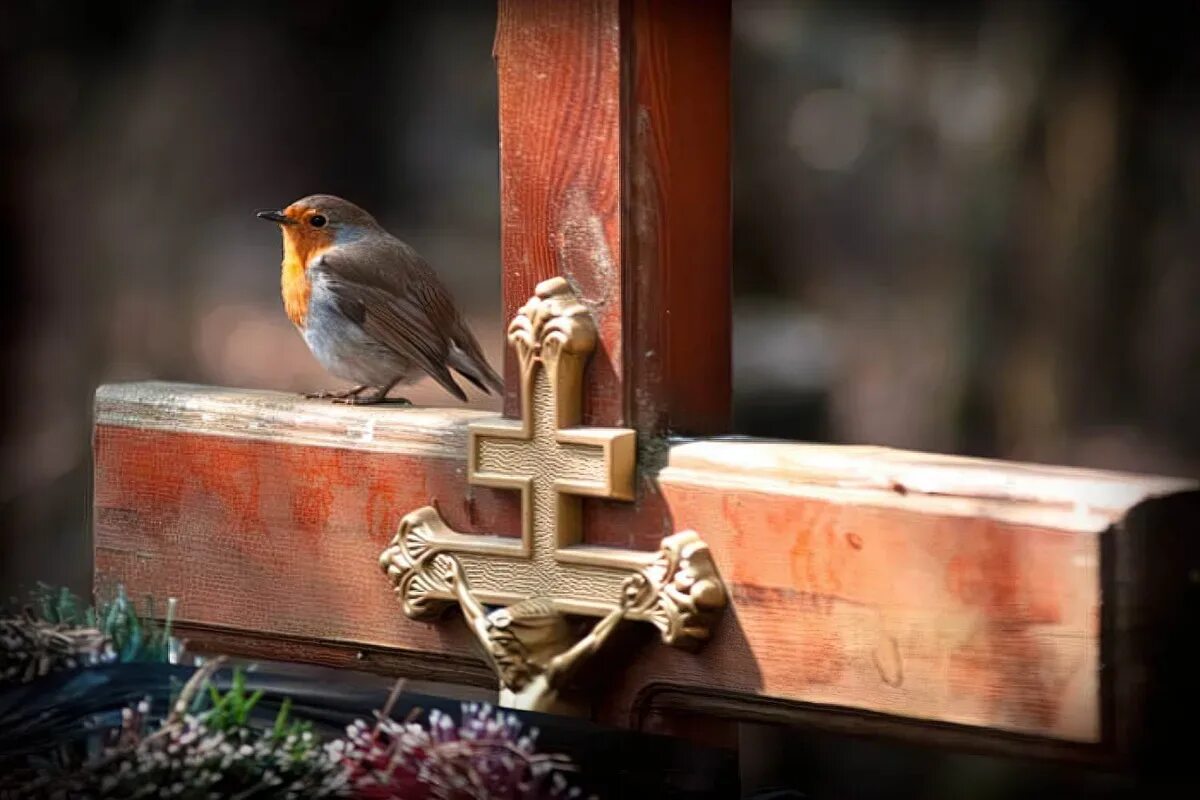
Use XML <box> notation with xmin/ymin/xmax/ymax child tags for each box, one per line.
<box><xmin>257</xmin><ymin>194</ymin><xmax>503</xmax><ymax>405</ymax></box>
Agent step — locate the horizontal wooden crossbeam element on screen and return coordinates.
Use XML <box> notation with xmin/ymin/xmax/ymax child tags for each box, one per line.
<box><xmin>93</xmin><ymin>382</ymin><xmax>1198</xmax><ymax>761</ymax></box>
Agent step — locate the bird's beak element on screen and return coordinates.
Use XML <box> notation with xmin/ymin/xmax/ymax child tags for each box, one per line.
<box><xmin>256</xmin><ymin>209</ymin><xmax>295</xmax><ymax>225</ymax></box>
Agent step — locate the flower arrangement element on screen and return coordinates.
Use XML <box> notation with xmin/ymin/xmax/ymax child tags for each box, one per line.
<box><xmin>13</xmin><ymin>660</ymin><xmax>346</xmax><ymax>799</ymax></box>
<box><xmin>0</xmin><ymin>587</ymin><xmax>590</xmax><ymax>799</ymax></box>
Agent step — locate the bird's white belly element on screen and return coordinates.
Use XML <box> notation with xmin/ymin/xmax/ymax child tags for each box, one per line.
<box><xmin>301</xmin><ymin>279</ymin><xmax>415</xmax><ymax>386</ymax></box>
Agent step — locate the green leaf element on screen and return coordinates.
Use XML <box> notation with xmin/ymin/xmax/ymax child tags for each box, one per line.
<box><xmin>272</xmin><ymin>697</ymin><xmax>293</xmax><ymax>740</ymax></box>
<box><xmin>57</xmin><ymin>587</ymin><xmax>76</xmax><ymax>625</ymax></box>
<box><xmin>119</xmin><ymin>607</ymin><xmax>143</xmax><ymax>662</ymax></box>
<box><xmin>239</xmin><ymin>689</ymin><xmax>265</xmax><ymax>725</ymax></box>
<box><xmin>103</xmin><ymin>589</ymin><xmax>124</xmax><ymax>640</ymax></box>
<box><xmin>35</xmin><ymin>582</ymin><xmax>56</xmax><ymax>623</ymax></box>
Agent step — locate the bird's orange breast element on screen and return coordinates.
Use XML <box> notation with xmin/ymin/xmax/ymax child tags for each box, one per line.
<box><xmin>279</xmin><ymin>228</ymin><xmax>333</xmax><ymax>327</ymax></box>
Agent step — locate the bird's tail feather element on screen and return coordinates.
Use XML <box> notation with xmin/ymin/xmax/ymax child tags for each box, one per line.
<box><xmin>426</xmin><ymin>364</ymin><xmax>468</xmax><ymax>402</ymax></box>
<box><xmin>448</xmin><ymin>340</ymin><xmax>504</xmax><ymax>396</ymax></box>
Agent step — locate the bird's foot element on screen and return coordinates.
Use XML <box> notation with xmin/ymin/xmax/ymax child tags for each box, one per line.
<box><xmin>304</xmin><ymin>385</ymin><xmax>367</xmax><ymax>400</ymax></box>
<box><xmin>332</xmin><ymin>387</ymin><xmax>410</xmax><ymax>406</ymax></box>
<box><xmin>337</xmin><ymin>398</ymin><xmax>413</xmax><ymax>406</ymax></box>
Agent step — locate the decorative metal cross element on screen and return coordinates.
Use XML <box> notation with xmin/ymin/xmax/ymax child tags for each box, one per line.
<box><xmin>380</xmin><ymin>278</ymin><xmax>725</xmax><ymax>649</ymax></box>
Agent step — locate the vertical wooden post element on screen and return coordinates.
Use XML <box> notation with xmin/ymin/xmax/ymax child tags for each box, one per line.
<box><xmin>495</xmin><ymin>0</ymin><xmax>731</xmax><ymax>438</ymax></box>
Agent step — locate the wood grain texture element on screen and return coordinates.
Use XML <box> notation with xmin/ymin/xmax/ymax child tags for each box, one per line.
<box><xmin>664</xmin><ymin>441</ymin><xmax>1195</xmax><ymax>529</ymax></box>
<box><xmin>92</xmin><ymin>384</ymin><xmax>1198</xmax><ymax>754</ymax></box>
<box><xmin>495</xmin><ymin>0</ymin><xmax>732</xmax><ymax>436</ymax></box>
<box><xmin>173</xmin><ymin>622</ymin><xmax>497</xmax><ymax>692</ymax></box>
<box><xmin>626</xmin><ymin>0</ymin><xmax>731</xmax><ymax>438</ymax></box>
<box><xmin>494</xmin><ymin>0</ymin><xmax>732</xmax><ymax>554</ymax></box>
<box><xmin>497</xmin><ymin>0</ymin><xmax>624</xmax><ymax>427</ymax></box>
<box><xmin>96</xmin><ymin>382</ymin><xmax>493</xmax><ymax>456</ymax></box>
<box><xmin>605</xmin><ymin>444</ymin><xmax>1195</xmax><ymax>755</ymax></box>
<box><xmin>615</xmin><ymin>474</ymin><xmax>1105</xmax><ymax>743</ymax></box>
<box><xmin>94</xmin><ymin>389</ymin><xmax>520</xmax><ymax>666</ymax></box>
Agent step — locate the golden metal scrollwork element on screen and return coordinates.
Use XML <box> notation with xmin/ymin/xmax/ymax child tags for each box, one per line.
<box><xmin>379</xmin><ymin>277</ymin><xmax>727</xmax><ymax>713</ymax></box>
<box><xmin>621</xmin><ymin>530</ymin><xmax>727</xmax><ymax>650</ymax></box>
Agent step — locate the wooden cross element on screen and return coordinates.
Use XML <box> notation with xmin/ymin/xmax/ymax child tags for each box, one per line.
<box><xmin>92</xmin><ymin>0</ymin><xmax>1200</xmax><ymax>768</ymax></box>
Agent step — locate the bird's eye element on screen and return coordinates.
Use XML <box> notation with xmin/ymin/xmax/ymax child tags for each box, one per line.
<box><xmin>310</xmin><ymin>214</ymin><xmax>327</xmax><ymax>228</ymax></box>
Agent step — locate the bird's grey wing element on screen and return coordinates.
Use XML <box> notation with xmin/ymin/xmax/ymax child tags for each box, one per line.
<box><xmin>406</xmin><ymin>278</ymin><xmax>504</xmax><ymax>395</ymax></box>
<box><xmin>313</xmin><ymin>254</ymin><xmax>466</xmax><ymax>401</ymax></box>
<box><xmin>324</xmin><ymin>240</ymin><xmax>503</xmax><ymax>395</ymax></box>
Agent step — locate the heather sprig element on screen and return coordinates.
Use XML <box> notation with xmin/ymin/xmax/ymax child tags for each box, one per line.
<box><xmin>0</xmin><ymin>611</ymin><xmax>110</xmax><ymax>686</ymax></box>
<box><xmin>333</xmin><ymin>697</ymin><xmax>587</xmax><ymax>800</ymax></box>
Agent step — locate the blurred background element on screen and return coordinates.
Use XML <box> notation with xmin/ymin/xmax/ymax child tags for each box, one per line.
<box><xmin>2</xmin><ymin>0</ymin><xmax>1198</xmax><ymax>605</ymax></box>
<box><xmin>2</xmin><ymin>2</ymin><xmax>1198</xmax><ymax>797</ymax></box>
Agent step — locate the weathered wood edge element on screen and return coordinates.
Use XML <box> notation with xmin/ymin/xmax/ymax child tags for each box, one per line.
<box><xmin>96</xmin><ymin>383</ymin><xmax>1195</xmax><ymax>519</ymax></box>
<box><xmin>95</xmin><ymin>381</ymin><xmax>492</xmax><ymax>458</ymax></box>
<box><xmin>171</xmin><ymin>621</ymin><xmax>497</xmax><ymax>692</ymax></box>
<box><xmin>662</xmin><ymin>440</ymin><xmax>1196</xmax><ymax>532</ymax></box>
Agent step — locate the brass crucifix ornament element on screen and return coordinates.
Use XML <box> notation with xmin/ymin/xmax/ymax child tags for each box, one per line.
<box><xmin>380</xmin><ymin>277</ymin><xmax>727</xmax><ymax>714</ymax></box>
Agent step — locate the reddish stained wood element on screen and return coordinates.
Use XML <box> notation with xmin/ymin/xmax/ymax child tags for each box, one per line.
<box><xmin>93</xmin><ymin>423</ymin><xmax>518</xmax><ymax>653</ymax></box>
<box><xmin>92</xmin><ymin>395</ymin><xmax>1195</xmax><ymax>750</ymax></box>
<box><xmin>497</xmin><ymin>0</ymin><xmax>625</xmax><ymax>427</ymax></box>
<box><xmin>604</xmin><ymin>479</ymin><xmax>1103</xmax><ymax>743</ymax></box>
<box><xmin>172</xmin><ymin>623</ymin><xmax>496</xmax><ymax>692</ymax></box>
<box><xmin>495</xmin><ymin>0</ymin><xmax>731</xmax><ymax>436</ymax></box>
<box><xmin>626</xmin><ymin>0</ymin><xmax>731</xmax><ymax>437</ymax></box>
<box><xmin>496</xmin><ymin>0</ymin><xmax>731</xmax><ymax>551</ymax></box>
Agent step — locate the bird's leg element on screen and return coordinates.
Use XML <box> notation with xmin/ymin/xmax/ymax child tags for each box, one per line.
<box><xmin>304</xmin><ymin>385</ymin><xmax>367</xmax><ymax>400</ymax></box>
<box><xmin>334</xmin><ymin>380</ymin><xmax>409</xmax><ymax>406</ymax></box>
